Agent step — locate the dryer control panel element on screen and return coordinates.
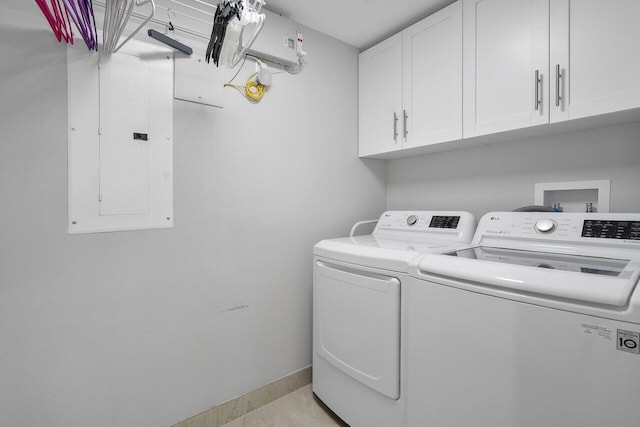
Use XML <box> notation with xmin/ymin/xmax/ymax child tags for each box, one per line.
<box><xmin>374</xmin><ymin>211</ymin><xmax>476</xmax><ymax>243</ymax></box>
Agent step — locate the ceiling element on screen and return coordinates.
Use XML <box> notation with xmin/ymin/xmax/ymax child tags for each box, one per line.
<box><xmin>264</xmin><ymin>0</ymin><xmax>456</xmax><ymax>50</ymax></box>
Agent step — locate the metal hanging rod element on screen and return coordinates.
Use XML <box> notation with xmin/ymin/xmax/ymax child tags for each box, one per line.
<box><xmin>165</xmin><ymin>0</ymin><xmax>215</xmax><ymax>18</ymax></box>
<box><xmin>179</xmin><ymin>0</ymin><xmax>216</xmax><ymax>10</ymax></box>
<box><xmin>94</xmin><ymin>0</ymin><xmax>214</xmax><ymax>41</ymax></box>
<box><xmin>158</xmin><ymin>4</ymin><xmax>211</xmax><ymax>26</ymax></box>
<box><xmin>93</xmin><ymin>0</ymin><xmax>267</xmax><ymax>51</ymax></box>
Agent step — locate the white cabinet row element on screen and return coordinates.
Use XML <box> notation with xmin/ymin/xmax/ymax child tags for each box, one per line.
<box><xmin>359</xmin><ymin>0</ymin><xmax>640</xmax><ymax>158</ymax></box>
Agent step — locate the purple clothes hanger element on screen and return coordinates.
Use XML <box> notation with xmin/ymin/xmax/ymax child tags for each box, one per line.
<box><xmin>63</xmin><ymin>0</ymin><xmax>99</xmax><ymax>51</ymax></box>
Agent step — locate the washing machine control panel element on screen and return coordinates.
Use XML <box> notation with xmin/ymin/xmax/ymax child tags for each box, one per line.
<box><xmin>479</xmin><ymin>213</ymin><xmax>640</xmax><ymax>243</ymax></box>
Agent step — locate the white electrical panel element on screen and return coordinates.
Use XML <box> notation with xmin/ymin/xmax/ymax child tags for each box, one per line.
<box><xmin>67</xmin><ymin>39</ymin><xmax>174</xmax><ymax>234</ymax></box>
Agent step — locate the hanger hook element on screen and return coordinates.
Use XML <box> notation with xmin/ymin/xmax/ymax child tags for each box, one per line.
<box><xmin>165</xmin><ymin>8</ymin><xmax>176</xmax><ymax>33</ymax></box>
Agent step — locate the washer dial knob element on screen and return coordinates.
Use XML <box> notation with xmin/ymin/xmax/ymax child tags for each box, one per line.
<box><xmin>407</xmin><ymin>215</ymin><xmax>418</xmax><ymax>226</ymax></box>
<box><xmin>535</xmin><ymin>219</ymin><xmax>556</xmax><ymax>233</ymax></box>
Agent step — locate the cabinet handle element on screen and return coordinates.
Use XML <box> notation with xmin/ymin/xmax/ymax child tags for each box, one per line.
<box><xmin>393</xmin><ymin>112</ymin><xmax>398</xmax><ymax>143</ymax></box>
<box><xmin>403</xmin><ymin>109</ymin><xmax>408</xmax><ymax>140</ymax></box>
<box><xmin>534</xmin><ymin>70</ymin><xmax>541</xmax><ymax>111</ymax></box>
<box><xmin>555</xmin><ymin>64</ymin><xmax>563</xmax><ymax>107</ymax></box>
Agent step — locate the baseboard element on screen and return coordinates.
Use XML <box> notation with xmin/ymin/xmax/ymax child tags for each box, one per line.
<box><xmin>173</xmin><ymin>366</ymin><xmax>312</xmax><ymax>427</ymax></box>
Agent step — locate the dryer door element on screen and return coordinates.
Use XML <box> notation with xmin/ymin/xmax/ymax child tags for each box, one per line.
<box><xmin>314</xmin><ymin>260</ymin><xmax>401</xmax><ymax>399</ymax></box>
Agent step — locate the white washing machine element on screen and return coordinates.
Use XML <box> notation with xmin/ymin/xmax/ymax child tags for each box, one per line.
<box><xmin>406</xmin><ymin>212</ymin><xmax>640</xmax><ymax>427</ymax></box>
<box><xmin>313</xmin><ymin>211</ymin><xmax>476</xmax><ymax>427</ymax></box>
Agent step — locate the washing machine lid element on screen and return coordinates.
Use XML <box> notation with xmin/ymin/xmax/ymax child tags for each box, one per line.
<box><xmin>417</xmin><ymin>247</ymin><xmax>640</xmax><ymax>306</ymax></box>
<box><xmin>450</xmin><ymin>246</ymin><xmax>629</xmax><ymax>275</ymax></box>
<box><xmin>314</xmin><ymin>235</ymin><xmax>455</xmax><ymax>272</ymax></box>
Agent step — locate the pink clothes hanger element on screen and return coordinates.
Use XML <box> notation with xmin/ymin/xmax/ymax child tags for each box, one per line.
<box><xmin>51</xmin><ymin>0</ymin><xmax>74</xmax><ymax>43</ymax></box>
<box><xmin>35</xmin><ymin>0</ymin><xmax>64</xmax><ymax>41</ymax></box>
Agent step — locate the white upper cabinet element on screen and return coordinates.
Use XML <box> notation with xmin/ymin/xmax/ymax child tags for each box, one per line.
<box><xmin>359</xmin><ymin>1</ymin><xmax>462</xmax><ymax>157</ymax></box>
<box><xmin>359</xmin><ymin>34</ymin><xmax>403</xmax><ymax>157</ymax></box>
<box><xmin>360</xmin><ymin>0</ymin><xmax>640</xmax><ymax>159</ymax></box>
<box><xmin>403</xmin><ymin>2</ymin><xmax>463</xmax><ymax>149</ymax></box>
<box><xmin>463</xmin><ymin>0</ymin><xmax>549</xmax><ymax>138</ymax></box>
<box><xmin>550</xmin><ymin>0</ymin><xmax>640</xmax><ymax>123</ymax></box>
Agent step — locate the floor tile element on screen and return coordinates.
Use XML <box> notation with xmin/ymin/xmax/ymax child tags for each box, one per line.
<box><xmin>222</xmin><ymin>385</ymin><xmax>348</xmax><ymax>427</ymax></box>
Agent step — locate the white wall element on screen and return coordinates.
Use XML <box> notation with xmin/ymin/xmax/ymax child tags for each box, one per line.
<box><xmin>387</xmin><ymin>122</ymin><xmax>640</xmax><ymax>219</ymax></box>
<box><xmin>0</xmin><ymin>2</ymin><xmax>385</xmax><ymax>426</ymax></box>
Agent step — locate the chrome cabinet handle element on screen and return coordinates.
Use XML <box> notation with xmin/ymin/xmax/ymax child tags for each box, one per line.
<box><xmin>403</xmin><ymin>109</ymin><xmax>408</xmax><ymax>140</ymax></box>
<box><xmin>534</xmin><ymin>70</ymin><xmax>541</xmax><ymax>111</ymax></box>
<box><xmin>393</xmin><ymin>112</ymin><xmax>398</xmax><ymax>143</ymax></box>
<box><xmin>555</xmin><ymin>64</ymin><xmax>563</xmax><ymax>107</ymax></box>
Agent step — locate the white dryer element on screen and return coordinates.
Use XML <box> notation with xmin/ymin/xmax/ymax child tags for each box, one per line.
<box><xmin>313</xmin><ymin>211</ymin><xmax>476</xmax><ymax>427</ymax></box>
<box><xmin>406</xmin><ymin>212</ymin><xmax>640</xmax><ymax>427</ymax></box>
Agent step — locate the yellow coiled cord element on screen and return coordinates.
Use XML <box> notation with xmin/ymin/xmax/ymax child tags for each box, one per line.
<box><xmin>225</xmin><ymin>71</ymin><xmax>266</xmax><ymax>102</ymax></box>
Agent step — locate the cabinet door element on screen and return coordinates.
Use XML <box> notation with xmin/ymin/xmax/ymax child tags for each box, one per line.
<box><xmin>550</xmin><ymin>0</ymin><xmax>640</xmax><ymax>122</ymax></box>
<box><xmin>463</xmin><ymin>0</ymin><xmax>549</xmax><ymax>137</ymax></box>
<box><xmin>403</xmin><ymin>1</ymin><xmax>462</xmax><ymax>149</ymax></box>
<box><xmin>359</xmin><ymin>34</ymin><xmax>403</xmax><ymax>157</ymax></box>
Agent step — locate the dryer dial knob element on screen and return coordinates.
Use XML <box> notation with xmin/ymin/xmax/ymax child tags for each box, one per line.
<box><xmin>535</xmin><ymin>219</ymin><xmax>556</xmax><ymax>233</ymax></box>
<box><xmin>407</xmin><ymin>215</ymin><xmax>418</xmax><ymax>226</ymax></box>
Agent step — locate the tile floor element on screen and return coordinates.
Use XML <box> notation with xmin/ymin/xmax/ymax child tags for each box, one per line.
<box><xmin>221</xmin><ymin>385</ymin><xmax>348</xmax><ymax>427</ymax></box>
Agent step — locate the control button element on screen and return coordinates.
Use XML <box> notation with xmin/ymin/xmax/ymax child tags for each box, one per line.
<box><xmin>407</xmin><ymin>215</ymin><xmax>418</xmax><ymax>226</ymax></box>
<box><xmin>535</xmin><ymin>219</ymin><xmax>556</xmax><ymax>233</ymax></box>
